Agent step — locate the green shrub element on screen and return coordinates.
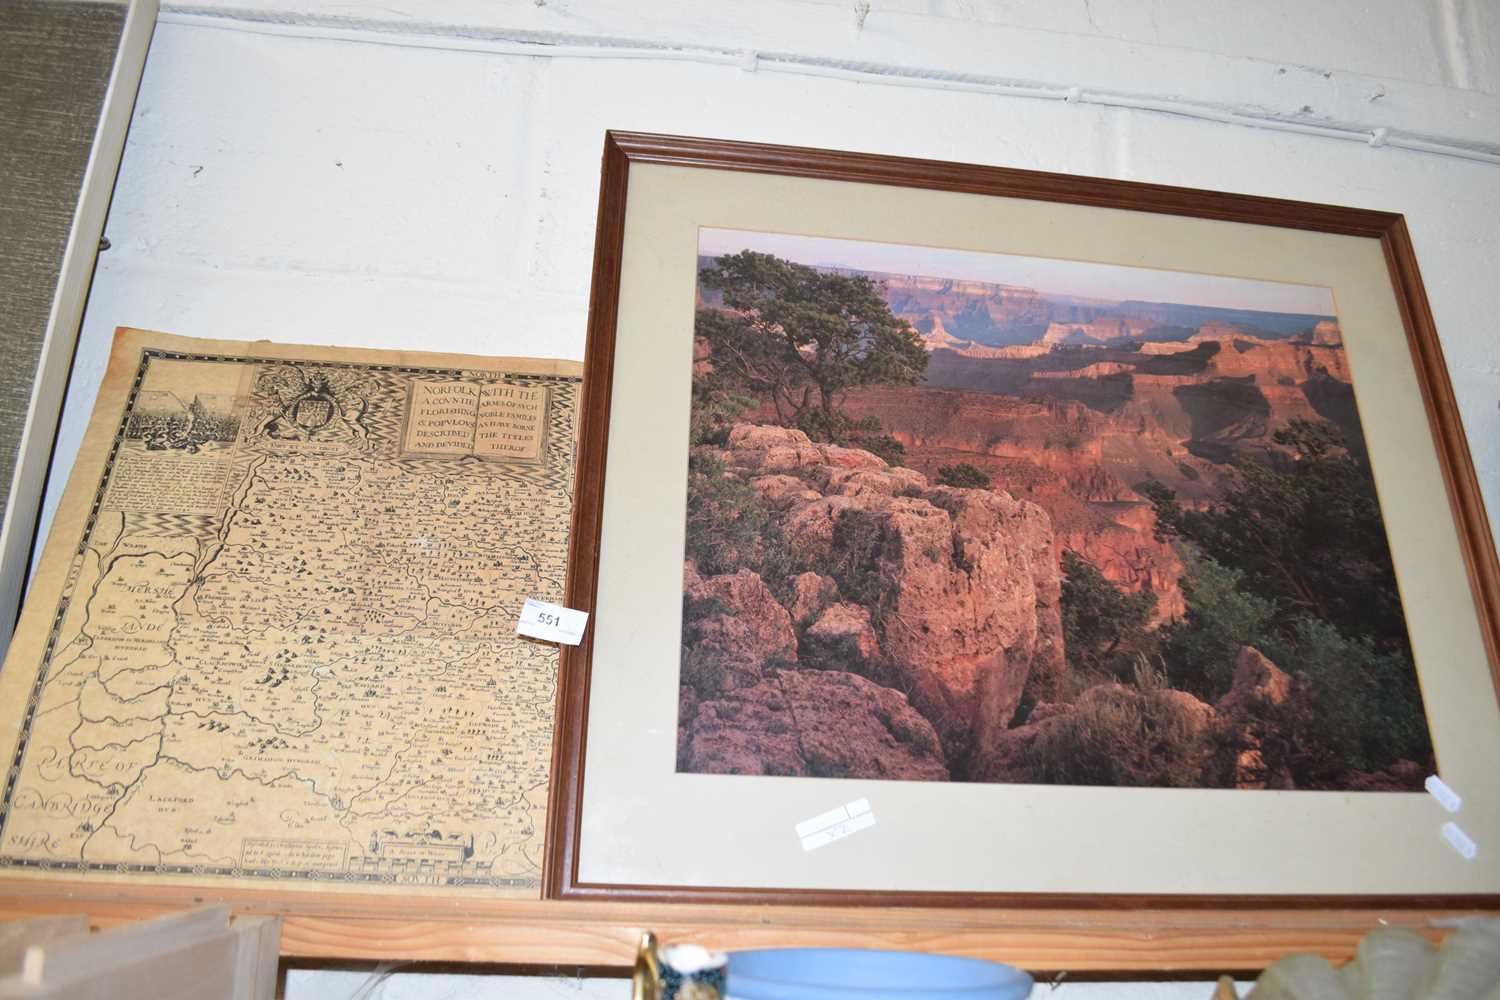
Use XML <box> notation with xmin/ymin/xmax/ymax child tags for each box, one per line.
<box><xmin>684</xmin><ymin>453</ymin><xmax>795</xmax><ymax>589</ymax></box>
<box><xmin>859</xmin><ymin>432</ymin><xmax>907</xmax><ymax>466</ymax></box>
<box><xmin>1060</xmin><ymin>551</ymin><xmax>1156</xmax><ymax>676</ymax></box>
<box><xmin>1263</xmin><ymin>617</ymin><xmax>1432</xmax><ymax>779</ymax></box>
<box><xmin>1023</xmin><ymin>684</ymin><xmax>1215</xmax><ymax>787</ymax></box>
<box><xmin>796</xmin><ymin>409</ymin><xmax>906</xmax><ymax>465</ymax></box>
<box><xmin>1176</xmin><ymin>616</ymin><xmax>1434</xmax><ymax>789</ymax></box>
<box><xmin>688</xmin><ymin>386</ymin><xmax>755</xmax><ymax>447</ymax></box>
<box><xmin>681</xmin><ymin>593</ymin><xmax>727</xmax><ymax>629</ymax></box>
<box><xmin>1142</xmin><ymin>419</ymin><xmax>1411</xmax><ymax>654</ymax></box>
<box><xmin>817</xmin><ymin>513</ymin><xmax>887</xmax><ymax>606</ymax></box>
<box><xmin>936</xmin><ymin>463</ymin><xmax>990</xmax><ymax>489</ymax></box>
<box><xmin>1160</xmin><ymin>546</ymin><xmax>1276</xmax><ymax>698</ymax></box>
<box><xmin>679</xmin><ymin>643</ymin><xmax>727</xmax><ymax>698</ymax></box>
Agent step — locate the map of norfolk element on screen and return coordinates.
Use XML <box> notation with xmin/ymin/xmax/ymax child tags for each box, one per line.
<box><xmin>0</xmin><ymin>330</ymin><xmax>580</xmax><ymax>896</ymax></box>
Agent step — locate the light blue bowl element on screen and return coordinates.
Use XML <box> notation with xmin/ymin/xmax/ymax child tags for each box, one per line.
<box><xmin>727</xmin><ymin>948</ymin><xmax>1033</xmax><ymax>1000</ymax></box>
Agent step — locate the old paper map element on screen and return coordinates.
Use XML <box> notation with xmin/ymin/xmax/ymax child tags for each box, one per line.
<box><xmin>0</xmin><ymin>329</ymin><xmax>581</xmax><ymax>896</ymax></box>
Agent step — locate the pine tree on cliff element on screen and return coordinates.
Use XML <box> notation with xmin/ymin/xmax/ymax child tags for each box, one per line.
<box><xmin>696</xmin><ymin>251</ymin><xmax>928</xmax><ymax>433</ymax></box>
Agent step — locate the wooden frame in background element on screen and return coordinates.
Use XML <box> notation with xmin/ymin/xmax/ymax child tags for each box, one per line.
<box><xmin>545</xmin><ymin>131</ymin><xmax>1500</xmax><ymax>916</ymax></box>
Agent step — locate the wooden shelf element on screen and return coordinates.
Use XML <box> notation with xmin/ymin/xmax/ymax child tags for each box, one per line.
<box><xmin>0</xmin><ymin>881</ymin><xmax>1491</xmax><ymax>972</ymax></box>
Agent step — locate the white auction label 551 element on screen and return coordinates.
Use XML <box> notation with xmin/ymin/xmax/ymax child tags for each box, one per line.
<box><xmin>517</xmin><ymin>598</ymin><xmax>589</xmax><ymax>645</ymax></box>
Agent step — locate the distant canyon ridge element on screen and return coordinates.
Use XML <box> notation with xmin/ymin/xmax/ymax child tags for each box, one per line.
<box><xmin>706</xmin><ymin>261</ymin><xmax>1353</xmax><ymax>622</ymax></box>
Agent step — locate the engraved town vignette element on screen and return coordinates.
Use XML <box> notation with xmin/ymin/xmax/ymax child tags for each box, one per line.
<box><xmin>0</xmin><ymin>329</ymin><xmax>581</xmax><ymax>897</ymax></box>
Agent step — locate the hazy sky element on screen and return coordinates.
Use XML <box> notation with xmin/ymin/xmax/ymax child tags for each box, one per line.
<box><xmin>698</xmin><ymin>227</ymin><xmax>1336</xmax><ymax>317</ymax></box>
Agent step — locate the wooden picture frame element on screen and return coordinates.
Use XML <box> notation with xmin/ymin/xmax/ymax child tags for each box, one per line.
<box><xmin>545</xmin><ymin>131</ymin><xmax>1500</xmax><ymax>910</ymax></box>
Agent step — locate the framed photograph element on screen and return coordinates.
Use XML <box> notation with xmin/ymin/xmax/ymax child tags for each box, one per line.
<box><xmin>546</xmin><ymin>132</ymin><xmax>1500</xmax><ymax>906</ymax></box>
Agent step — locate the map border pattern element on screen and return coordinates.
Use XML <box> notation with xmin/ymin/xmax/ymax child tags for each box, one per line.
<box><xmin>0</xmin><ymin>347</ymin><xmax>581</xmax><ymax>889</ymax></box>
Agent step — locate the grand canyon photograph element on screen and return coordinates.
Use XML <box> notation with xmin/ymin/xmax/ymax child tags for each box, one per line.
<box><xmin>676</xmin><ymin>227</ymin><xmax>1434</xmax><ymax>791</ymax></box>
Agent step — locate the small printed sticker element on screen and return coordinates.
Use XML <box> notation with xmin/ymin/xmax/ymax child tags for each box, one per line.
<box><xmin>516</xmin><ymin>598</ymin><xmax>589</xmax><ymax>645</ymax></box>
<box><xmin>1442</xmin><ymin>821</ymin><xmax>1478</xmax><ymax>861</ymax></box>
<box><xmin>1426</xmin><ymin>775</ymin><xmax>1462</xmax><ymax>813</ymax></box>
<box><xmin>797</xmin><ymin>798</ymin><xmax>875</xmax><ymax>852</ymax></box>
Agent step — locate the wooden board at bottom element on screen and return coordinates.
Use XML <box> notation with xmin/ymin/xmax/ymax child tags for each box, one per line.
<box><xmin>0</xmin><ymin>882</ymin><xmax>1492</xmax><ymax>973</ymax></box>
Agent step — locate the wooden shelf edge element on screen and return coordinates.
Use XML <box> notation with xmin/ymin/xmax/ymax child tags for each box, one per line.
<box><xmin>0</xmin><ymin>882</ymin><xmax>1492</xmax><ymax>972</ymax></box>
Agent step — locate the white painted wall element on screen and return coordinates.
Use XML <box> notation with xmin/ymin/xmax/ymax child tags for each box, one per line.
<box><xmin>35</xmin><ymin>1</ymin><xmax>1500</xmax><ymax>996</ymax></box>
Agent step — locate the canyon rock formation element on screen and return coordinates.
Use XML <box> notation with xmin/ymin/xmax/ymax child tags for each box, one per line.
<box><xmin>680</xmin><ymin>668</ymin><xmax>949</xmax><ymax>780</ymax></box>
<box><xmin>686</xmin><ymin>424</ymin><xmax>1065</xmax><ymax>777</ymax></box>
<box><xmin>834</xmin><ymin>331</ymin><xmax>1359</xmax><ymax>623</ymax></box>
<box><xmin>683</xmin><ymin>568</ymin><xmax>798</xmax><ymax>690</ymax></box>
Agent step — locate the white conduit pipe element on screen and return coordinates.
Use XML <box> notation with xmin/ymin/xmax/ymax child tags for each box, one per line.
<box><xmin>158</xmin><ymin>9</ymin><xmax>1500</xmax><ymax>168</ymax></box>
